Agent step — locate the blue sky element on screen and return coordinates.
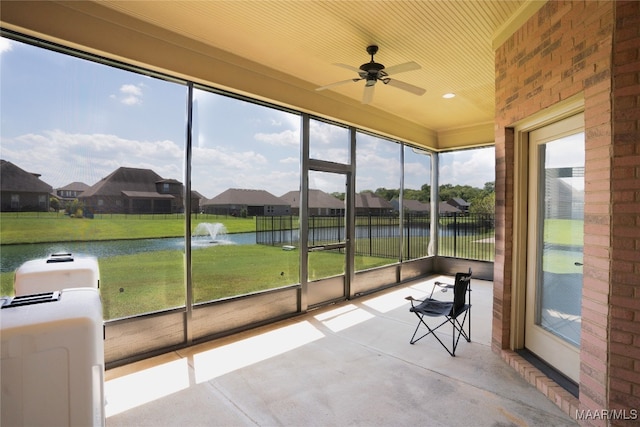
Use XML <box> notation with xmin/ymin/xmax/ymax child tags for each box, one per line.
<box><xmin>1</xmin><ymin>36</ymin><xmax>494</xmax><ymax>200</ymax></box>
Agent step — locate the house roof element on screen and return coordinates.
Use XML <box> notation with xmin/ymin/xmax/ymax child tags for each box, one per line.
<box><xmin>280</xmin><ymin>189</ymin><xmax>344</xmax><ymax>209</ymax></box>
<box><xmin>204</xmin><ymin>188</ymin><xmax>288</xmax><ymax>206</ymax></box>
<box><xmin>0</xmin><ymin>160</ymin><xmax>53</xmax><ymax>193</ymax></box>
<box><xmin>57</xmin><ymin>181</ymin><xmax>90</xmax><ymax>192</ymax></box>
<box><xmin>80</xmin><ymin>167</ymin><xmax>169</xmax><ymax>198</ymax></box>
<box><xmin>191</xmin><ymin>190</ymin><xmax>205</xmax><ymax>200</ymax></box>
<box><xmin>402</xmin><ymin>199</ymin><xmax>431</xmax><ymax>212</ymax></box>
<box><xmin>355</xmin><ymin>192</ymin><xmax>393</xmax><ymax>209</ymax></box>
<box><xmin>121</xmin><ymin>191</ymin><xmax>174</xmax><ymax>199</ymax></box>
<box><xmin>449</xmin><ymin>197</ymin><xmax>470</xmax><ymax>207</ymax></box>
<box><xmin>439</xmin><ymin>202</ymin><xmax>461</xmax><ymax>213</ymax></box>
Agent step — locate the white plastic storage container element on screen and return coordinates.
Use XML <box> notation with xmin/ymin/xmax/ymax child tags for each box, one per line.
<box><xmin>0</xmin><ymin>288</ymin><xmax>105</xmax><ymax>427</ymax></box>
<box><xmin>14</xmin><ymin>253</ymin><xmax>100</xmax><ymax>296</ymax></box>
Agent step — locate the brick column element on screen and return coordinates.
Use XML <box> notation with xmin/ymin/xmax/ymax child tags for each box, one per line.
<box><xmin>492</xmin><ymin>127</ymin><xmax>513</xmax><ymax>353</ymax></box>
<box><xmin>608</xmin><ymin>1</ymin><xmax>640</xmax><ymax>423</ymax></box>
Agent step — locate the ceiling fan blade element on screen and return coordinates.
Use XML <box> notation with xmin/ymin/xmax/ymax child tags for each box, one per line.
<box><xmin>385</xmin><ymin>78</ymin><xmax>426</xmax><ymax>96</ymax></box>
<box><xmin>362</xmin><ymin>84</ymin><xmax>375</xmax><ymax>104</ymax></box>
<box><xmin>333</xmin><ymin>63</ymin><xmax>361</xmax><ymax>73</ymax></box>
<box><xmin>316</xmin><ymin>78</ymin><xmax>361</xmax><ymax>91</ymax></box>
<box><xmin>383</xmin><ymin>61</ymin><xmax>421</xmax><ymax>76</ymax></box>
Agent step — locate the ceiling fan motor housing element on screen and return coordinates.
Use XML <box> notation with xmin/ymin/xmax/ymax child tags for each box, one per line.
<box><xmin>360</xmin><ymin>45</ymin><xmax>386</xmax><ymax>83</ymax></box>
<box><xmin>359</xmin><ymin>62</ymin><xmax>385</xmax><ymax>73</ymax></box>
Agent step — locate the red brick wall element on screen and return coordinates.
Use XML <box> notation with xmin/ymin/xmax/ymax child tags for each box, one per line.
<box><xmin>609</xmin><ymin>1</ymin><xmax>640</xmax><ymax>422</ymax></box>
<box><xmin>492</xmin><ymin>126</ymin><xmax>513</xmax><ymax>352</ymax></box>
<box><xmin>493</xmin><ymin>1</ymin><xmax>634</xmax><ymax>424</ymax></box>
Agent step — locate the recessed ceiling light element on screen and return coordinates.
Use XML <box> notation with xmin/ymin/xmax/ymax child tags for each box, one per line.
<box><xmin>442</xmin><ymin>93</ymin><xmax>456</xmax><ymax>99</ymax></box>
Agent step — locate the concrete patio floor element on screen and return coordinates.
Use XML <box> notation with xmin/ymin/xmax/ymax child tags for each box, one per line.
<box><xmin>105</xmin><ymin>274</ymin><xmax>577</xmax><ymax>426</ymax></box>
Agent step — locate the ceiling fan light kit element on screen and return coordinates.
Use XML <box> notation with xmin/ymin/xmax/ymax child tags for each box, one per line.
<box><xmin>316</xmin><ymin>45</ymin><xmax>426</xmax><ymax>104</ymax></box>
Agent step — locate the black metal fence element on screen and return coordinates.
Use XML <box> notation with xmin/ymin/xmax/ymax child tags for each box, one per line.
<box><xmin>255</xmin><ymin>215</ymin><xmax>299</xmax><ymax>245</ymax></box>
<box><xmin>438</xmin><ymin>213</ymin><xmax>495</xmax><ymax>261</ymax></box>
<box><xmin>256</xmin><ymin>213</ymin><xmax>495</xmax><ymax>261</ymax></box>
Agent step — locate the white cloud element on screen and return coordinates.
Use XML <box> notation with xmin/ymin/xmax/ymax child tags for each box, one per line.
<box><xmin>404</xmin><ymin>161</ymin><xmax>429</xmax><ymax>176</ymax></box>
<box><xmin>356</xmin><ymin>147</ymin><xmax>401</xmax><ymax>191</ymax></box>
<box><xmin>280</xmin><ymin>157</ymin><xmax>298</xmax><ymax>164</ymax></box>
<box><xmin>309</xmin><ymin>171</ymin><xmax>345</xmax><ymax>194</ymax></box>
<box><xmin>192</xmin><ymin>146</ymin><xmax>267</xmax><ymax>170</ymax></box>
<box><xmin>439</xmin><ymin>147</ymin><xmax>495</xmax><ymax>187</ymax></box>
<box><xmin>254</xmin><ymin>129</ymin><xmax>299</xmax><ymax>147</ymax></box>
<box><xmin>191</xmin><ymin>145</ymin><xmax>276</xmax><ymax>196</ymax></box>
<box><xmin>121</xmin><ymin>84</ymin><xmax>143</xmax><ymax>96</ymax></box>
<box><xmin>121</xmin><ymin>95</ymin><xmax>141</xmax><ymax>106</ymax></box>
<box><xmin>1</xmin><ymin>130</ymin><xmax>183</xmax><ymax>190</ymax></box>
<box><xmin>116</xmin><ymin>83</ymin><xmax>144</xmax><ymax>105</ymax></box>
<box><xmin>404</xmin><ymin>161</ymin><xmax>430</xmax><ymax>189</ymax></box>
<box><xmin>358</xmin><ymin>150</ymin><xmax>394</xmax><ymax>170</ymax></box>
<box><xmin>309</xmin><ymin>120</ymin><xmax>348</xmax><ymax>145</ymax></box>
<box><xmin>545</xmin><ymin>133</ymin><xmax>584</xmax><ymax>168</ymax></box>
<box><xmin>278</xmin><ymin>112</ymin><xmax>301</xmax><ymax>130</ymax></box>
<box><xmin>0</xmin><ymin>38</ymin><xmax>13</xmax><ymax>55</ymax></box>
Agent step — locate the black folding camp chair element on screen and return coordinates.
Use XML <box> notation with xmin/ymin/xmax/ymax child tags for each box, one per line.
<box><xmin>405</xmin><ymin>269</ymin><xmax>472</xmax><ymax>356</ymax></box>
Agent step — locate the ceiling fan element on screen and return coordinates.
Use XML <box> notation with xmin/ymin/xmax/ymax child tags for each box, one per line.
<box><xmin>316</xmin><ymin>45</ymin><xmax>426</xmax><ymax>104</ymax></box>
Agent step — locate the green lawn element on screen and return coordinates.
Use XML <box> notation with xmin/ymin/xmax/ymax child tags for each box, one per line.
<box><xmin>544</xmin><ymin>219</ymin><xmax>584</xmax><ymax>246</ymax></box>
<box><xmin>0</xmin><ymin>212</ymin><xmax>255</xmax><ymax>244</ymax></box>
<box><xmin>97</xmin><ymin>244</ymin><xmax>393</xmax><ymax>320</ymax></box>
<box><xmin>98</xmin><ymin>244</ymin><xmax>304</xmax><ymax>319</ymax></box>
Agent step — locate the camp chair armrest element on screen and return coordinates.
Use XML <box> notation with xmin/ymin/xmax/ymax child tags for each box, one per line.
<box><xmin>405</xmin><ymin>295</ymin><xmax>424</xmax><ymax>307</ymax></box>
<box><xmin>434</xmin><ymin>281</ymin><xmax>454</xmax><ymax>289</ymax></box>
<box><xmin>430</xmin><ymin>281</ymin><xmax>454</xmax><ymax>298</ymax></box>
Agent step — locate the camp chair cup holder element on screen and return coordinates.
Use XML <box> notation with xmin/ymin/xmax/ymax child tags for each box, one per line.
<box><xmin>406</xmin><ymin>269</ymin><xmax>472</xmax><ymax>356</ymax></box>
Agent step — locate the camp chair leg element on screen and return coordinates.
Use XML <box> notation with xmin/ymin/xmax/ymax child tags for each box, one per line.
<box><xmin>409</xmin><ymin>314</ymin><xmax>465</xmax><ymax>357</ymax></box>
<box><xmin>409</xmin><ymin>315</ymin><xmax>450</xmax><ymax>345</ymax></box>
<box><xmin>467</xmin><ymin>306</ymin><xmax>471</xmax><ymax>342</ymax></box>
<box><xmin>409</xmin><ymin>306</ymin><xmax>471</xmax><ymax>357</ymax></box>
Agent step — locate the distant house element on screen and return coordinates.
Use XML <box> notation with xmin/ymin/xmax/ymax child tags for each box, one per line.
<box><xmin>355</xmin><ymin>192</ymin><xmax>394</xmax><ymax>216</ymax></box>
<box><xmin>0</xmin><ymin>160</ymin><xmax>53</xmax><ymax>212</ymax></box>
<box><xmin>439</xmin><ymin>201</ymin><xmax>461</xmax><ymax>216</ymax></box>
<box><xmin>202</xmin><ymin>188</ymin><xmax>290</xmax><ymax>216</ymax></box>
<box><xmin>56</xmin><ymin>181</ymin><xmax>90</xmax><ymax>203</ymax></box>
<box><xmin>390</xmin><ymin>198</ymin><xmax>430</xmax><ymax>215</ymax></box>
<box><xmin>191</xmin><ymin>190</ymin><xmax>207</xmax><ymax>214</ymax></box>
<box><xmin>280</xmin><ymin>189</ymin><xmax>344</xmax><ymax>216</ymax></box>
<box><xmin>446</xmin><ymin>197</ymin><xmax>470</xmax><ymax>213</ymax></box>
<box><xmin>79</xmin><ymin>167</ymin><xmax>197</xmax><ymax>214</ymax></box>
